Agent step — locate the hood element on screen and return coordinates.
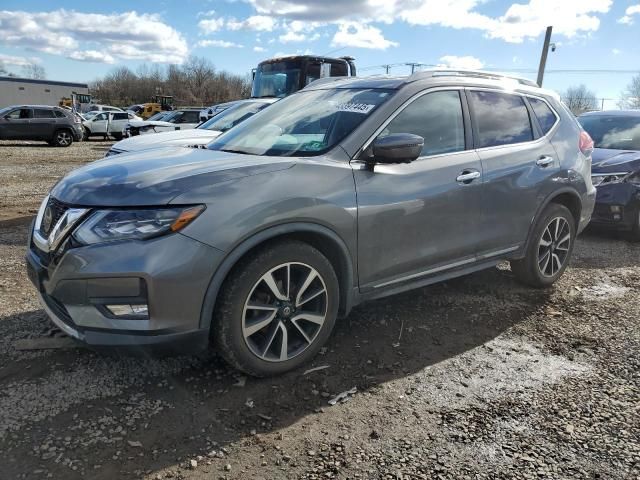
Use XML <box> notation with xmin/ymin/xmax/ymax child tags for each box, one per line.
<box><xmin>50</xmin><ymin>147</ymin><xmax>294</xmax><ymax>206</ymax></box>
<box><xmin>591</xmin><ymin>148</ymin><xmax>640</xmax><ymax>174</ymax></box>
<box><xmin>113</xmin><ymin>129</ymin><xmax>221</xmax><ymax>153</ymax></box>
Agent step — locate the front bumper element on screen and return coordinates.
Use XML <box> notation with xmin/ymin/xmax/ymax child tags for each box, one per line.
<box><xmin>590</xmin><ymin>182</ymin><xmax>640</xmax><ymax>230</ymax></box>
<box><xmin>26</xmin><ymin>228</ymin><xmax>224</xmax><ymax>352</ymax></box>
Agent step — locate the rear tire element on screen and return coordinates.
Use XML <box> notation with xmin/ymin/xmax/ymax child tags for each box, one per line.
<box><xmin>213</xmin><ymin>240</ymin><xmax>339</xmax><ymax>377</ymax></box>
<box><xmin>111</xmin><ymin>133</ymin><xmax>123</xmax><ymax>141</ymax></box>
<box><xmin>511</xmin><ymin>203</ymin><xmax>576</xmax><ymax>288</ymax></box>
<box><xmin>52</xmin><ymin>129</ymin><xmax>73</xmax><ymax>147</ymax></box>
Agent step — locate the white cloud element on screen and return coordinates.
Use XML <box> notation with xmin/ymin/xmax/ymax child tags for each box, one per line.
<box><xmin>618</xmin><ymin>4</ymin><xmax>640</xmax><ymax>24</ymax></box>
<box><xmin>0</xmin><ymin>9</ymin><xmax>188</xmax><ymax>63</ymax></box>
<box><xmin>245</xmin><ymin>0</ymin><xmax>613</xmax><ymax>44</ymax></box>
<box><xmin>197</xmin><ymin>39</ymin><xmax>244</xmax><ymax>48</ymax></box>
<box><xmin>68</xmin><ymin>50</ymin><xmax>115</xmax><ymax>63</ymax></box>
<box><xmin>0</xmin><ymin>53</ymin><xmax>40</xmax><ymax>67</ymax></box>
<box><xmin>227</xmin><ymin>15</ymin><xmax>277</xmax><ymax>31</ymax></box>
<box><xmin>331</xmin><ymin>22</ymin><xmax>398</xmax><ymax>49</ymax></box>
<box><xmin>438</xmin><ymin>55</ymin><xmax>483</xmax><ymax>70</ymax></box>
<box><xmin>253</xmin><ymin>46</ymin><xmax>267</xmax><ymax>52</ymax></box>
<box><xmin>198</xmin><ymin>17</ymin><xmax>225</xmax><ymax>33</ymax></box>
<box><xmin>279</xmin><ymin>30</ymin><xmax>320</xmax><ymax>43</ymax></box>
<box><xmin>612</xmin><ymin>48</ymin><xmax>621</xmax><ymax>55</ymax></box>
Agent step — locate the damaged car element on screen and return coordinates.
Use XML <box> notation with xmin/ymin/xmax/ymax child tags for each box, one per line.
<box><xmin>578</xmin><ymin>110</ymin><xmax>640</xmax><ymax>239</ymax></box>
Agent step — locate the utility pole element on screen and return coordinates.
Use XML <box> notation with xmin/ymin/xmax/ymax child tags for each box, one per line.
<box><xmin>536</xmin><ymin>26</ymin><xmax>553</xmax><ymax>86</ymax></box>
<box><xmin>406</xmin><ymin>62</ymin><xmax>421</xmax><ymax>74</ymax></box>
<box><xmin>382</xmin><ymin>64</ymin><xmax>391</xmax><ymax>74</ymax></box>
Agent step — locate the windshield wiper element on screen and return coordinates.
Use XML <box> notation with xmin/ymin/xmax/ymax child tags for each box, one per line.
<box><xmin>218</xmin><ymin>148</ymin><xmax>254</xmax><ymax>155</ymax></box>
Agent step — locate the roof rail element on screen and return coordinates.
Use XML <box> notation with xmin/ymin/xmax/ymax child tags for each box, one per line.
<box><xmin>409</xmin><ymin>69</ymin><xmax>539</xmax><ymax>88</ymax></box>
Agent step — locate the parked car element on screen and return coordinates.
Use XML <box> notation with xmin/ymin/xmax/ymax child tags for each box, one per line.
<box><xmin>87</xmin><ymin>104</ymin><xmax>124</xmax><ymax>113</ymax></box>
<box><xmin>83</xmin><ymin>111</ymin><xmax>142</xmax><ymax>140</ymax></box>
<box><xmin>26</xmin><ymin>71</ymin><xmax>595</xmax><ymax>375</ymax></box>
<box><xmin>106</xmin><ymin>98</ymin><xmax>276</xmax><ymax>156</ymax></box>
<box><xmin>127</xmin><ymin>108</ymin><xmax>202</xmax><ymax>136</ymax></box>
<box><xmin>0</xmin><ymin>105</ymin><xmax>83</xmax><ymax>147</ymax></box>
<box><xmin>578</xmin><ymin>110</ymin><xmax>640</xmax><ymax>239</ymax></box>
<box><xmin>199</xmin><ymin>101</ymin><xmax>239</xmax><ymax>122</ymax></box>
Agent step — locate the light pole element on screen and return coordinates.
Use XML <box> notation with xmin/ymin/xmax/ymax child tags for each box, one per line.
<box><xmin>536</xmin><ymin>26</ymin><xmax>555</xmax><ymax>87</ymax></box>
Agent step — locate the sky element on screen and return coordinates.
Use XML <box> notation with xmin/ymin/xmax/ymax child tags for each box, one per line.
<box><xmin>0</xmin><ymin>0</ymin><xmax>639</xmax><ymax>109</ymax></box>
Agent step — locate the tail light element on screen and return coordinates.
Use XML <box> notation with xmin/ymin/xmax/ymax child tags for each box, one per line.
<box><xmin>579</xmin><ymin>130</ymin><xmax>594</xmax><ymax>156</ymax></box>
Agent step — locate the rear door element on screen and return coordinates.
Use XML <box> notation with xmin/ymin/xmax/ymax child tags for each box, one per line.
<box><xmin>31</xmin><ymin>108</ymin><xmax>57</xmax><ymax>138</ymax></box>
<box><xmin>354</xmin><ymin>89</ymin><xmax>485</xmax><ymax>289</ymax></box>
<box><xmin>468</xmin><ymin>89</ymin><xmax>559</xmax><ymax>255</ymax></box>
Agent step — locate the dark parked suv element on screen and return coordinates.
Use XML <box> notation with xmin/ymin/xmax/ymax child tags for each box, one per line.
<box><xmin>0</xmin><ymin>105</ymin><xmax>83</xmax><ymax>146</ymax></box>
<box><xmin>26</xmin><ymin>70</ymin><xmax>596</xmax><ymax>376</ymax></box>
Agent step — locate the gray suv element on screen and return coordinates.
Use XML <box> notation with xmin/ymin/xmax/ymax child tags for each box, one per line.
<box><xmin>26</xmin><ymin>71</ymin><xmax>596</xmax><ymax>376</ymax></box>
<box><xmin>0</xmin><ymin>105</ymin><xmax>83</xmax><ymax>146</ymax></box>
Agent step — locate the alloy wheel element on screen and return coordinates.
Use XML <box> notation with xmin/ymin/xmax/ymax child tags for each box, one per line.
<box><xmin>242</xmin><ymin>262</ymin><xmax>328</xmax><ymax>362</ymax></box>
<box><xmin>57</xmin><ymin>131</ymin><xmax>71</xmax><ymax>146</ymax></box>
<box><xmin>537</xmin><ymin>216</ymin><xmax>571</xmax><ymax>277</ymax></box>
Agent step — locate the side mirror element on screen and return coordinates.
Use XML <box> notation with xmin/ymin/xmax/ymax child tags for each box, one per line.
<box><xmin>371</xmin><ymin>133</ymin><xmax>424</xmax><ymax>164</ymax></box>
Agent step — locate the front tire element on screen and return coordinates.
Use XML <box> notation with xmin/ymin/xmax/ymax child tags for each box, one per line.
<box><xmin>511</xmin><ymin>203</ymin><xmax>576</xmax><ymax>288</ymax></box>
<box><xmin>213</xmin><ymin>240</ymin><xmax>339</xmax><ymax>377</ymax></box>
<box><xmin>82</xmin><ymin>127</ymin><xmax>90</xmax><ymax>141</ymax></box>
<box><xmin>52</xmin><ymin>129</ymin><xmax>73</xmax><ymax>147</ymax></box>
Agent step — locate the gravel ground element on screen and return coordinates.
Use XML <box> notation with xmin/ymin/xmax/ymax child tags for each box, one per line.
<box><xmin>0</xmin><ymin>141</ymin><xmax>638</xmax><ymax>479</ymax></box>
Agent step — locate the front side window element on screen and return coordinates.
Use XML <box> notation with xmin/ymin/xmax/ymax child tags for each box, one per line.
<box><xmin>529</xmin><ymin>97</ymin><xmax>557</xmax><ymax>134</ymax></box>
<box><xmin>209</xmin><ymin>88</ymin><xmax>393</xmax><ymax>157</ymax></box>
<box><xmin>578</xmin><ymin>115</ymin><xmax>640</xmax><ymax>150</ymax></box>
<box><xmin>34</xmin><ymin>109</ymin><xmax>55</xmax><ymax>119</ymax></box>
<box><xmin>94</xmin><ymin>113</ymin><xmax>108</xmax><ymax>121</ymax></box>
<box><xmin>378</xmin><ymin>90</ymin><xmax>465</xmax><ymax>157</ymax></box>
<box><xmin>200</xmin><ymin>101</ymin><xmax>271</xmax><ymax>133</ymax></box>
<box><xmin>6</xmin><ymin>108</ymin><xmax>33</xmax><ymax>119</ymax></box>
<box><xmin>470</xmin><ymin>91</ymin><xmax>533</xmax><ymax>148</ymax></box>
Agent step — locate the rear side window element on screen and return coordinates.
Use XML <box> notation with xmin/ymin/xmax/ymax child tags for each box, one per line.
<box><xmin>112</xmin><ymin>113</ymin><xmax>127</xmax><ymax>120</ymax></box>
<box><xmin>470</xmin><ymin>91</ymin><xmax>533</xmax><ymax>148</ymax></box>
<box><xmin>54</xmin><ymin>110</ymin><xmax>67</xmax><ymax>118</ymax></box>
<box><xmin>529</xmin><ymin>97</ymin><xmax>557</xmax><ymax>134</ymax></box>
<box><xmin>34</xmin><ymin>109</ymin><xmax>55</xmax><ymax>119</ymax></box>
<box><xmin>380</xmin><ymin>90</ymin><xmax>466</xmax><ymax>157</ymax></box>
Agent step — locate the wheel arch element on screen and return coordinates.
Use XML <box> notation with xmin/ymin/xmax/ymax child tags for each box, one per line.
<box><xmin>198</xmin><ymin>222</ymin><xmax>356</xmax><ymax>330</ymax></box>
<box><xmin>521</xmin><ymin>188</ymin><xmax>582</xmax><ymax>255</ymax></box>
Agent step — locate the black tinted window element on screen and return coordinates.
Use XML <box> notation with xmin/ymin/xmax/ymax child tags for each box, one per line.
<box><xmin>529</xmin><ymin>97</ymin><xmax>557</xmax><ymax>134</ymax></box>
<box><xmin>54</xmin><ymin>110</ymin><xmax>67</xmax><ymax>118</ymax></box>
<box><xmin>470</xmin><ymin>91</ymin><xmax>533</xmax><ymax>147</ymax></box>
<box><xmin>112</xmin><ymin>113</ymin><xmax>127</xmax><ymax>120</ymax></box>
<box><xmin>381</xmin><ymin>90</ymin><xmax>465</xmax><ymax>156</ymax></box>
<box><xmin>180</xmin><ymin>111</ymin><xmax>201</xmax><ymax>123</ymax></box>
<box><xmin>34</xmin><ymin>109</ymin><xmax>55</xmax><ymax>119</ymax></box>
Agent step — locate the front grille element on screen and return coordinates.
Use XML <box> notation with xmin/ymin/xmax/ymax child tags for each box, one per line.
<box><xmin>41</xmin><ymin>197</ymin><xmax>70</xmax><ymax>237</ymax></box>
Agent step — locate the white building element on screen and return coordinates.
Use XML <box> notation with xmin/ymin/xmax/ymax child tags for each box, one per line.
<box><xmin>0</xmin><ymin>76</ymin><xmax>89</xmax><ymax>108</ymax></box>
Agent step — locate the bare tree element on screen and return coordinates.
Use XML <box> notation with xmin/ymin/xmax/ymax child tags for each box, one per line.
<box><xmin>618</xmin><ymin>74</ymin><xmax>640</xmax><ymax>110</ymax></box>
<box><xmin>90</xmin><ymin>56</ymin><xmax>250</xmax><ymax>107</ymax></box>
<box><xmin>21</xmin><ymin>63</ymin><xmax>46</xmax><ymax>79</ymax></box>
<box><xmin>561</xmin><ymin>85</ymin><xmax>598</xmax><ymax>115</ymax></box>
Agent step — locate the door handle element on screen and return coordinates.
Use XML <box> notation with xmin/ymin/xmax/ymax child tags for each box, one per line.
<box><xmin>536</xmin><ymin>155</ymin><xmax>554</xmax><ymax>167</ymax></box>
<box><xmin>456</xmin><ymin>170</ymin><xmax>481</xmax><ymax>184</ymax></box>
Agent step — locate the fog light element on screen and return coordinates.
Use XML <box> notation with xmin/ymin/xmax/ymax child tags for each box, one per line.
<box><xmin>610</xmin><ymin>205</ymin><xmax>622</xmax><ymax>213</ymax></box>
<box><xmin>613</xmin><ymin>214</ymin><xmax>621</xmax><ymax>221</ymax></box>
<box><xmin>105</xmin><ymin>304</ymin><xmax>149</xmax><ymax>318</ymax></box>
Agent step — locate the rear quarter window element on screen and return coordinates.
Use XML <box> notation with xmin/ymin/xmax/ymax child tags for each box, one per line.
<box><xmin>470</xmin><ymin>91</ymin><xmax>533</xmax><ymax>148</ymax></box>
<box><xmin>529</xmin><ymin>97</ymin><xmax>558</xmax><ymax>135</ymax></box>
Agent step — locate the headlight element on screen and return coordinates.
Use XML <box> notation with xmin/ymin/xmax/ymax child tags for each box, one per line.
<box><xmin>591</xmin><ymin>172</ymin><xmax>630</xmax><ymax>187</ymax></box>
<box><xmin>73</xmin><ymin>205</ymin><xmax>204</xmax><ymax>245</ymax></box>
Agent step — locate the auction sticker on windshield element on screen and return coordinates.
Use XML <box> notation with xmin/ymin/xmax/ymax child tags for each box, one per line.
<box><xmin>334</xmin><ymin>103</ymin><xmax>376</xmax><ymax>114</ymax></box>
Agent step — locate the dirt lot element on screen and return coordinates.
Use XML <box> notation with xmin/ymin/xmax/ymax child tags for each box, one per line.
<box><xmin>0</xmin><ymin>140</ymin><xmax>638</xmax><ymax>479</ymax></box>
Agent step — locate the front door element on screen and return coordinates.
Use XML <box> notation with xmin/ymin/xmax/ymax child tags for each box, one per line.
<box><xmin>354</xmin><ymin>89</ymin><xmax>484</xmax><ymax>290</ymax></box>
<box><xmin>2</xmin><ymin>108</ymin><xmax>33</xmax><ymax>139</ymax></box>
<box><xmin>91</xmin><ymin>113</ymin><xmax>108</xmax><ymax>134</ymax></box>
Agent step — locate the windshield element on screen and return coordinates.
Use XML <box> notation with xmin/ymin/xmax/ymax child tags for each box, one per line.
<box><xmin>252</xmin><ymin>61</ymin><xmax>302</xmax><ymax>98</ymax></box>
<box><xmin>208</xmin><ymin>88</ymin><xmax>393</xmax><ymax>157</ymax></box>
<box><xmin>579</xmin><ymin>115</ymin><xmax>640</xmax><ymax>151</ymax></box>
<box><xmin>147</xmin><ymin>112</ymin><xmax>168</xmax><ymax>121</ymax></box>
<box><xmin>199</xmin><ymin>101</ymin><xmax>271</xmax><ymax>132</ymax></box>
